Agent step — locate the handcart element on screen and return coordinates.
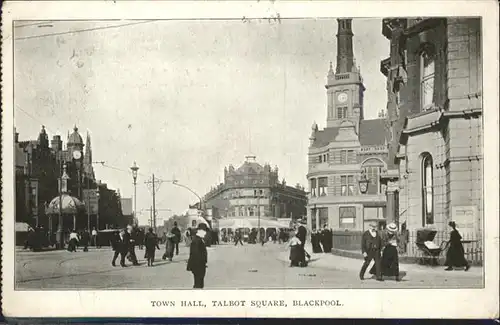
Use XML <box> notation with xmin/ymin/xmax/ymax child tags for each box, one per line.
<box><xmin>415</xmin><ymin>228</ymin><xmax>449</xmax><ymax>266</ymax></box>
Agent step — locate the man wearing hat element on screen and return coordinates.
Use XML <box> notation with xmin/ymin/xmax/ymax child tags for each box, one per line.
<box><xmin>370</xmin><ymin>222</ymin><xmax>400</xmax><ymax>281</ymax></box>
<box><xmin>359</xmin><ymin>221</ymin><xmax>383</xmax><ymax>281</ymax></box>
<box><xmin>187</xmin><ymin>223</ymin><xmax>208</xmax><ymax>289</ymax></box>
<box><xmin>171</xmin><ymin>221</ymin><xmax>181</xmax><ymax>255</ymax></box>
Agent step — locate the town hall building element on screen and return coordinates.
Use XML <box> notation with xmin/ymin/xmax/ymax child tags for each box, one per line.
<box><xmin>307</xmin><ymin>19</ymin><xmax>390</xmax><ymax>232</ymax></box>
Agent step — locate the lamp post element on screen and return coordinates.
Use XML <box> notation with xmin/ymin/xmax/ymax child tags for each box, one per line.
<box><xmin>359</xmin><ymin>171</ymin><xmax>369</xmax><ymax>194</ymax></box>
<box><xmin>172</xmin><ymin>180</ymin><xmax>203</xmax><ymax>211</ymax></box>
<box><xmin>130</xmin><ymin>162</ymin><xmax>139</xmax><ymax>226</ymax></box>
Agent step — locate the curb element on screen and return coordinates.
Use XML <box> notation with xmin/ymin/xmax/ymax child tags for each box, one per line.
<box><xmin>277</xmin><ymin>251</ymin><xmax>483</xmax><ymax>277</ymax></box>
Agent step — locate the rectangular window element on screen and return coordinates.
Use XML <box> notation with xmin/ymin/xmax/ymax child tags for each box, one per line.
<box><xmin>318</xmin><ymin>177</ymin><xmax>328</xmax><ymax>196</ymax></box>
<box><xmin>310</xmin><ymin>178</ymin><xmax>317</xmax><ymax>197</ymax></box>
<box><xmin>318</xmin><ymin>155</ymin><xmax>322</xmax><ymax>163</ymax></box>
<box><xmin>420</xmin><ymin>52</ymin><xmax>435</xmax><ymax>110</ymax></box>
<box><xmin>318</xmin><ymin>208</ymin><xmax>329</xmax><ymax>228</ymax></box>
<box><xmin>364</xmin><ymin>166</ymin><xmax>381</xmax><ymax>195</ymax></box>
<box><xmin>340</xmin><ymin>150</ymin><xmax>355</xmax><ymax>164</ymax></box>
<box><xmin>341</xmin><ymin>175</ymin><xmax>355</xmax><ymax>196</ymax></box>
<box><xmin>340</xmin><ymin>206</ymin><xmax>356</xmax><ymax>229</ymax></box>
<box><xmin>337</xmin><ymin>106</ymin><xmax>348</xmax><ymax>119</ymax></box>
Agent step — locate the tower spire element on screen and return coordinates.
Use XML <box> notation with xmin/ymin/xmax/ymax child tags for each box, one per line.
<box><xmin>336</xmin><ymin>18</ymin><xmax>355</xmax><ymax>74</ymax></box>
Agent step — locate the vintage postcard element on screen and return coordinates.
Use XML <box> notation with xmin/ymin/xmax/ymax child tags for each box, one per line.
<box><xmin>2</xmin><ymin>0</ymin><xmax>499</xmax><ymax>319</ymax></box>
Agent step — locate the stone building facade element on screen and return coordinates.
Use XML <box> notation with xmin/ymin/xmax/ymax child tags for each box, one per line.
<box><xmin>381</xmin><ymin>18</ymin><xmax>482</xmax><ymax>236</ymax></box>
<box><xmin>307</xmin><ymin>19</ymin><xmax>390</xmax><ymax>232</ymax></box>
<box><xmin>15</xmin><ymin>125</ymin><xmax>124</xmax><ymax>230</ymax></box>
<box><xmin>203</xmin><ymin>156</ymin><xmax>307</xmax><ymax>220</ymax></box>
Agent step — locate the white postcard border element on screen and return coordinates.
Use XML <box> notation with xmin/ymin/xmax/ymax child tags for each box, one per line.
<box><xmin>2</xmin><ymin>0</ymin><xmax>499</xmax><ymax>319</ymax></box>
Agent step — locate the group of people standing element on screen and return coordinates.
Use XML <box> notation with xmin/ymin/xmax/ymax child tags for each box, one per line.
<box><xmin>311</xmin><ymin>226</ymin><xmax>333</xmax><ymax>253</ymax></box>
<box><xmin>359</xmin><ymin>220</ymin><xmax>471</xmax><ymax>282</ymax></box>
<box><xmin>288</xmin><ymin>225</ymin><xmax>310</xmax><ymax>267</ymax></box>
<box><xmin>111</xmin><ymin>222</ymin><xmax>183</xmax><ymax>267</ymax></box>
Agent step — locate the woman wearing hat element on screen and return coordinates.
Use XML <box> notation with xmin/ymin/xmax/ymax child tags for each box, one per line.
<box><xmin>370</xmin><ymin>222</ymin><xmax>400</xmax><ymax>281</ymax></box>
<box><xmin>444</xmin><ymin>221</ymin><xmax>470</xmax><ymax>271</ymax></box>
<box><xmin>162</xmin><ymin>230</ymin><xmax>176</xmax><ymax>262</ymax></box>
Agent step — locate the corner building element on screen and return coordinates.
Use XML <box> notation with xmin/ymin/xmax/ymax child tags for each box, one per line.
<box><xmin>307</xmin><ymin>19</ymin><xmax>390</xmax><ymax>232</ymax></box>
<box><xmin>203</xmin><ymin>156</ymin><xmax>307</xmax><ymax>221</ymax></box>
<box><xmin>381</xmin><ymin>18</ymin><xmax>482</xmax><ymax>236</ymax></box>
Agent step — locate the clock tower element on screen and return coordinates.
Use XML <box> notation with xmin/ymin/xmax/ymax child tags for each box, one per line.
<box><xmin>325</xmin><ymin>18</ymin><xmax>365</xmax><ymax>131</ymax></box>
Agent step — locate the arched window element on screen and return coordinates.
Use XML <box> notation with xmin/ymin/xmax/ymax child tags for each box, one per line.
<box><xmin>419</xmin><ymin>45</ymin><xmax>435</xmax><ymax>110</ymax></box>
<box><xmin>421</xmin><ymin>153</ymin><xmax>434</xmax><ymax>226</ymax></box>
<box><xmin>362</xmin><ymin>158</ymin><xmax>384</xmax><ymax>195</ymax></box>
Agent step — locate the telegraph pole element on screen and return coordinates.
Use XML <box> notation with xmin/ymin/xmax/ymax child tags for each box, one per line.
<box><xmin>145</xmin><ymin>174</ymin><xmax>163</xmax><ymax>233</ymax></box>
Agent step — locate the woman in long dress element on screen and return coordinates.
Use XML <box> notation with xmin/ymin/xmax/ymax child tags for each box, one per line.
<box><xmin>67</xmin><ymin>230</ymin><xmax>79</xmax><ymax>252</ymax></box>
<box><xmin>288</xmin><ymin>232</ymin><xmax>303</xmax><ymax>267</ymax></box>
<box><xmin>162</xmin><ymin>232</ymin><xmax>176</xmax><ymax>261</ymax></box>
<box><xmin>445</xmin><ymin>221</ymin><xmax>470</xmax><ymax>271</ymax></box>
<box><xmin>370</xmin><ymin>222</ymin><xmax>400</xmax><ymax>281</ymax></box>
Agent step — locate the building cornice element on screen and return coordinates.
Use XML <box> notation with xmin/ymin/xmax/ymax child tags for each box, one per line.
<box><xmin>403</xmin><ymin>18</ymin><xmax>446</xmax><ymax>38</ymax></box>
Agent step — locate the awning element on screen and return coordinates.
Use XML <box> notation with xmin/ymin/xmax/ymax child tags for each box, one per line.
<box><xmin>218</xmin><ymin>218</ymin><xmax>291</xmax><ymax>229</ymax></box>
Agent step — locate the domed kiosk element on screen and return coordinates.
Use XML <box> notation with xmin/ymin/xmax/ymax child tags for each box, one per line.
<box><xmin>45</xmin><ymin>163</ymin><xmax>85</xmax><ymax>248</ymax></box>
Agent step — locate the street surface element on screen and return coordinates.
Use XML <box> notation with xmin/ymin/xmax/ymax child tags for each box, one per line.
<box><xmin>16</xmin><ymin>242</ymin><xmax>482</xmax><ymax>289</ymax></box>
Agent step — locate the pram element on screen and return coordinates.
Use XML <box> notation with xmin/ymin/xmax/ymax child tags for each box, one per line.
<box><xmin>415</xmin><ymin>229</ymin><xmax>449</xmax><ymax>266</ymax></box>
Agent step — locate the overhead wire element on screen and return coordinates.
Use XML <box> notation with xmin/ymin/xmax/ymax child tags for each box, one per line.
<box><xmin>14</xmin><ymin>20</ymin><xmax>159</xmax><ymax>41</ymax></box>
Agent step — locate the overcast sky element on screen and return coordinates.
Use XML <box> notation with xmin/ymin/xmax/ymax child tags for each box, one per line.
<box><xmin>14</xmin><ymin>19</ymin><xmax>389</xmax><ymax>225</ymax></box>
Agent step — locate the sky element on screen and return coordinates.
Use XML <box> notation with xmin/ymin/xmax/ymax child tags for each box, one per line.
<box><xmin>14</xmin><ymin>19</ymin><xmax>389</xmax><ymax>225</ymax></box>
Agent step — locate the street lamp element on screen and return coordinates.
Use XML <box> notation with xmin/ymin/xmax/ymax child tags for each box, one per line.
<box><xmin>359</xmin><ymin>170</ymin><xmax>369</xmax><ymax>194</ymax></box>
<box><xmin>172</xmin><ymin>179</ymin><xmax>203</xmax><ymax>211</ymax></box>
<box><xmin>130</xmin><ymin>162</ymin><xmax>139</xmax><ymax>226</ymax></box>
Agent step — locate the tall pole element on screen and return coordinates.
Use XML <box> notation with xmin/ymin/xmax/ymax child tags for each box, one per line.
<box><xmin>257</xmin><ymin>195</ymin><xmax>261</xmax><ymax>243</ymax></box>
<box><xmin>87</xmin><ymin>176</ymin><xmax>90</xmax><ymax>231</ymax></box>
<box><xmin>133</xmin><ymin>178</ymin><xmax>137</xmax><ymax>225</ymax></box>
<box><xmin>152</xmin><ymin>174</ymin><xmax>156</xmax><ymax>232</ymax></box>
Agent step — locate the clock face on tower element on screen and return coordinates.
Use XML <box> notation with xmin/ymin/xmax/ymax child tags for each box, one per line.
<box><xmin>337</xmin><ymin>92</ymin><xmax>348</xmax><ymax>103</ymax></box>
<box><xmin>72</xmin><ymin>150</ymin><xmax>82</xmax><ymax>160</ymax></box>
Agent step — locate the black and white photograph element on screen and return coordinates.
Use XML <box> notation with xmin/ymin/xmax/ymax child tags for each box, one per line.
<box><xmin>2</xmin><ymin>0</ymin><xmax>499</xmax><ymax>319</ymax></box>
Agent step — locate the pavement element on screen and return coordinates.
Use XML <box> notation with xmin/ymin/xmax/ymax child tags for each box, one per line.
<box><xmin>15</xmin><ymin>242</ymin><xmax>483</xmax><ymax>290</ymax></box>
<box><xmin>277</xmin><ymin>243</ymin><xmax>483</xmax><ymax>278</ymax></box>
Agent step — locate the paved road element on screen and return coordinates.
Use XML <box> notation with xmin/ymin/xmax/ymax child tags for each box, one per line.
<box><xmin>15</xmin><ymin>243</ymin><xmax>482</xmax><ymax>290</ymax></box>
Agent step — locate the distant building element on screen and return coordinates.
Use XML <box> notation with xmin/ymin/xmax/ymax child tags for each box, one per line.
<box><xmin>203</xmin><ymin>156</ymin><xmax>307</xmax><ymax>221</ymax></box>
<box><xmin>381</xmin><ymin>18</ymin><xmax>482</xmax><ymax>235</ymax></box>
<box><xmin>307</xmin><ymin>19</ymin><xmax>390</xmax><ymax>232</ymax></box>
<box><xmin>14</xmin><ymin>125</ymin><xmax>123</xmax><ymax>231</ymax></box>
<box><xmin>120</xmin><ymin>197</ymin><xmax>134</xmax><ymax>226</ymax></box>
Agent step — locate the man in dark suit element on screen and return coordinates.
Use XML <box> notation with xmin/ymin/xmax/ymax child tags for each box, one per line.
<box><xmin>187</xmin><ymin>224</ymin><xmax>208</xmax><ymax>289</ymax></box>
<box><xmin>359</xmin><ymin>222</ymin><xmax>383</xmax><ymax>281</ymax></box>
<box><xmin>112</xmin><ymin>230</ymin><xmax>128</xmax><ymax>267</ymax></box>
<box><xmin>171</xmin><ymin>222</ymin><xmax>181</xmax><ymax>255</ymax></box>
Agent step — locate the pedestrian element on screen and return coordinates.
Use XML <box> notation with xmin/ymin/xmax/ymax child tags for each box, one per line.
<box><xmin>137</xmin><ymin>228</ymin><xmax>145</xmax><ymax>250</ymax></box>
<box><xmin>81</xmin><ymin>229</ymin><xmax>90</xmax><ymax>252</ymax></box>
<box><xmin>234</xmin><ymin>229</ymin><xmax>244</xmax><ymax>246</ymax></box>
<box><xmin>444</xmin><ymin>221</ymin><xmax>470</xmax><ymax>271</ymax></box>
<box><xmin>311</xmin><ymin>230</ymin><xmax>323</xmax><ymax>253</ymax></box>
<box><xmin>91</xmin><ymin>227</ymin><xmax>98</xmax><ymax>247</ymax></box>
<box><xmin>112</xmin><ymin>230</ymin><xmax>128</xmax><ymax>267</ymax></box>
<box><xmin>359</xmin><ymin>222</ymin><xmax>383</xmax><ymax>281</ymax></box>
<box><xmin>288</xmin><ymin>231</ymin><xmax>304</xmax><ymax>267</ymax></box>
<box><xmin>185</xmin><ymin>228</ymin><xmax>192</xmax><ymax>246</ymax></box>
<box><xmin>144</xmin><ymin>227</ymin><xmax>160</xmax><ymax>266</ymax></box>
<box><xmin>187</xmin><ymin>223</ymin><xmax>208</xmax><ymax>289</ymax></box>
<box><xmin>320</xmin><ymin>225</ymin><xmax>332</xmax><ymax>253</ymax></box>
<box><xmin>125</xmin><ymin>225</ymin><xmax>139</xmax><ymax>266</ymax></box>
<box><xmin>67</xmin><ymin>230</ymin><xmax>79</xmax><ymax>252</ymax></box>
<box><xmin>162</xmin><ymin>231</ymin><xmax>176</xmax><ymax>261</ymax></box>
<box><xmin>171</xmin><ymin>222</ymin><xmax>181</xmax><ymax>255</ymax></box>
<box><xmin>260</xmin><ymin>230</ymin><xmax>266</xmax><ymax>246</ymax></box>
<box><xmin>370</xmin><ymin>222</ymin><xmax>400</xmax><ymax>281</ymax></box>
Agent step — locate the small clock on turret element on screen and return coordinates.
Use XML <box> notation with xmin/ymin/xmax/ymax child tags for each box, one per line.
<box><xmin>72</xmin><ymin>150</ymin><xmax>82</xmax><ymax>160</ymax></box>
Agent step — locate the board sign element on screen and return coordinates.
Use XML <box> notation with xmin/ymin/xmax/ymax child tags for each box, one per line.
<box><xmin>451</xmin><ymin>205</ymin><xmax>479</xmax><ymax>236</ymax></box>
